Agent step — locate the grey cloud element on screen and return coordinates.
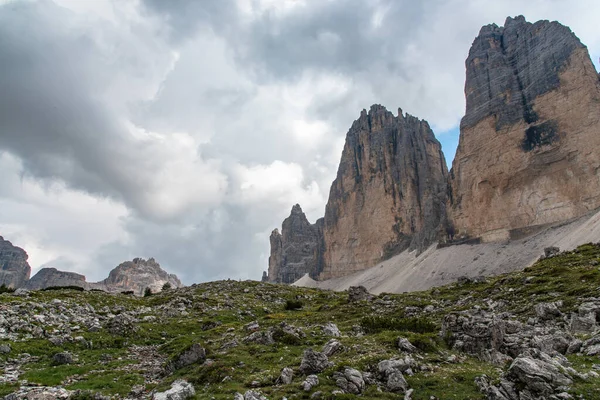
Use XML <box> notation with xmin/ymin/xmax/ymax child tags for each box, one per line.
<box><xmin>95</xmin><ymin>203</ymin><xmax>276</xmax><ymax>283</ymax></box>
<box><xmin>0</xmin><ymin>1</ymin><xmax>226</xmax><ymax>221</ymax></box>
<box><xmin>2</xmin><ymin>0</ymin><xmax>599</xmax><ymax>286</ymax></box>
<box><xmin>140</xmin><ymin>0</ymin><xmax>238</xmax><ymax>41</ymax></box>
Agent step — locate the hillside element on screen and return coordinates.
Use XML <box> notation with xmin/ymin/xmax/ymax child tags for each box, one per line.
<box><xmin>1</xmin><ymin>244</ymin><xmax>600</xmax><ymax>399</ymax></box>
<box><xmin>295</xmin><ymin>208</ymin><xmax>600</xmax><ymax>294</ymax></box>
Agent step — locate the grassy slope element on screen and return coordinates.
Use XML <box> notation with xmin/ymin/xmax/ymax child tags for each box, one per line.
<box><xmin>1</xmin><ymin>244</ymin><xmax>599</xmax><ymax>399</ymax></box>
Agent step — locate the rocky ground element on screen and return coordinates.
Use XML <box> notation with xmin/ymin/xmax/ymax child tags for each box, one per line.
<box><xmin>1</xmin><ymin>245</ymin><xmax>600</xmax><ymax>399</ymax></box>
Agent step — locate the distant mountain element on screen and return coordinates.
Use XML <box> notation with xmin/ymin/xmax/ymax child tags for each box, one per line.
<box><xmin>0</xmin><ymin>235</ymin><xmax>183</xmax><ymax>295</ymax></box>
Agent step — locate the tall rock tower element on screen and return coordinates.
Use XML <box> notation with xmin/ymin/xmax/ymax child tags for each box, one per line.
<box><xmin>449</xmin><ymin>16</ymin><xmax>600</xmax><ymax>241</ymax></box>
<box><xmin>320</xmin><ymin>105</ymin><xmax>448</xmax><ymax>279</ymax></box>
<box><xmin>267</xmin><ymin>204</ymin><xmax>324</xmax><ymax>284</ymax></box>
<box><xmin>267</xmin><ymin>105</ymin><xmax>448</xmax><ymax>282</ymax></box>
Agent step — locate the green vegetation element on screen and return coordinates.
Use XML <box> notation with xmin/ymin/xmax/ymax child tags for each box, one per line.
<box><xmin>360</xmin><ymin>316</ymin><xmax>437</xmax><ymax>334</ymax></box>
<box><xmin>0</xmin><ymin>284</ymin><xmax>14</xmax><ymax>294</ymax></box>
<box><xmin>0</xmin><ymin>244</ymin><xmax>599</xmax><ymax>398</ymax></box>
<box><xmin>41</xmin><ymin>285</ymin><xmax>85</xmax><ymax>292</ymax></box>
<box><xmin>283</xmin><ymin>298</ymin><xmax>303</xmax><ymax>310</ymax></box>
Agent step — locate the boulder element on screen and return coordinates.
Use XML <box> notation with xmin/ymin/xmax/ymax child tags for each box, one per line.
<box><xmin>507</xmin><ymin>352</ymin><xmax>572</xmax><ymax>396</ymax></box>
<box><xmin>299</xmin><ymin>349</ymin><xmax>332</xmax><ymax>374</ymax></box>
<box><xmin>348</xmin><ymin>286</ymin><xmax>373</xmax><ymax>302</ymax></box>
<box><xmin>243</xmin><ymin>391</ymin><xmax>268</xmax><ymax>400</ymax></box>
<box><xmin>333</xmin><ymin>367</ymin><xmax>365</xmax><ymax>394</ymax></box>
<box><xmin>535</xmin><ymin>303</ymin><xmax>562</xmax><ymax>321</ymax></box>
<box><xmin>278</xmin><ymin>367</ymin><xmax>293</xmax><ymax>385</ymax></box>
<box><xmin>106</xmin><ymin>313</ymin><xmax>137</xmax><ymax>336</ymax></box>
<box><xmin>301</xmin><ymin>375</ymin><xmax>319</xmax><ymax>391</ymax></box>
<box><xmin>166</xmin><ymin>343</ymin><xmax>206</xmax><ymax>372</ymax></box>
<box><xmin>321</xmin><ymin>322</ymin><xmax>341</xmax><ymax>337</ymax></box>
<box><xmin>322</xmin><ymin>339</ymin><xmax>342</xmax><ymax>357</ymax></box>
<box><xmin>153</xmin><ymin>380</ymin><xmax>195</xmax><ymax>400</ymax></box>
<box><xmin>397</xmin><ymin>337</ymin><xmax>418</xmax><ymax>353</ymax></box>
<box><xmin>52</xmin><ymin>352</ymin><xmax>73</xmax><ymax>365</ymax></box>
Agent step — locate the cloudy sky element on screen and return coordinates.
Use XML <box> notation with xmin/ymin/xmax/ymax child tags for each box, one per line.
<box><xmin>0</xmin><ymin>0</ymin><xmax>599</xmax><ymax>284</ymax></box>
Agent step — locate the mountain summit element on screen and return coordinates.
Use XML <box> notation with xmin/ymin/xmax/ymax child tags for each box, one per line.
<box><xmin>449</xmin><ymin>16</ymin><xmax>600</xmax><ymax>241</ymax></box>
<box><xmin>268</xmin><ymin>16</ymin><xmax>600</xmax><ymax>284</ymax></box>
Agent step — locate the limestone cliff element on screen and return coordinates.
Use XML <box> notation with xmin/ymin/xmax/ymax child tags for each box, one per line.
<box><xmin>267</xmin><ymin>106</ymin><xmax>448</xmax><ymax>282</ymax></box>
<box><xmin>449</xmin><ymin>16</ymin><xmax>600</xmax><ymax>241</ymax></box>
<box><xmin>267</xmin><ymin>204</ymin><xmax>324</xmax><ymax>283</ymax></box>
<box><xmin>321</xmin><ymin>105</ymin><xmax>448</xmax><ymax>279</ymax></box>
<box><xmin>97</xmin><ymin>257</ymin><xmax>183</xmax><ymax>296</ymax></box>
<box><xmin>25</xmin><ymin>268</ymin><xmax>87</xmax><ymax>290</ymax></box>
<box><xmin>0</xmin><ymin>236</ymin><xmax>31</xmax><ymax>288</ymax></box>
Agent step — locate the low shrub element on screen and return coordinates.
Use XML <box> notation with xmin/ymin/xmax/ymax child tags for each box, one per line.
<box><xmin>284</xmin><ymin>299</ymin><xmax>303</xmax><ymax>311</ymax></box>
<box><xmin>0</xmin><ymin>285</ymin><xmax>15</xmax><ymax>294</ymax></box>
<box><xmin>42</xmin><ymin>285</ymin><xmax>85</xmax><ymax>292</ymax></box>
<box><xmin>361</xmin><ymin>316</ymin><xmax>437</xmax><ymax>334</ymax></box>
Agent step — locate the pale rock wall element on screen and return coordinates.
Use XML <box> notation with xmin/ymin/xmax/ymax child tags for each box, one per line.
<box><xmin>320</xmin><ymin>105</ymin><xmax>448</xmax><ymax>279</ymax></box>
<box><xmin>449</xmin><ymin>16</ymin><xmax>600</xmax><ymax>240</ymax></box>
<box><xmin>25</xmin><ymin>268</ymin><xmax>87</xmax><ymax>290</ymax></box>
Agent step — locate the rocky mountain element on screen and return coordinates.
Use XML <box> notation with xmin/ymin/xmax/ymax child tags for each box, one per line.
<box><xmin>24</xmin><ymin>268</ymin><xmax>87</xmax><ymax>291</ymax></box>
<box><xmin>97</xmin><ymin>257</ymin><xmax>183</xmax><ymax>296</ymax></box>
<box><xmin>0</xmin><ymin>235</ymin><xmax>182</xmax><ymax>295</ymax></box>
<box><xmin>321</xmin><ymin>106</ymin><xmax>448</xmax><ymax>279</ymax></box>
<box><xmin>0</xmin><ymin>236</ymin><xmax>31</xmax><ymax>288</ymax></box>
<box><xmin>449</xmin><ymin>16</ymin><xmax>600</xmax><ymax>241</ymax></box>
<box><xmin>268</xmin><ymin>16</ymin><xmax>600</xmax><ymax>284</ymax></box>
<box><xmin>267</xmin><ymin>205</ymin><xmax>324</xmax><ymax>284</ymax></box>
<box><xmin>267</xmin><ymin>106</ymin><xmax>448</xmax><ymax>282</ymax></box>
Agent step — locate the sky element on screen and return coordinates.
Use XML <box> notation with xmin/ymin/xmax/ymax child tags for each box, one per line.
<box><xmin>0</xmin><ymin>0</ymin><xmax>599</xmax><ymax>284</ymax></box>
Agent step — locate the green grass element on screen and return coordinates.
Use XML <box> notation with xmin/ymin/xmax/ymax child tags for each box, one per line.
<box><xmin>21</xmin><ymin>365</ymin><xmax>95</xmax><ymax>386</ymax></box>
<box><xmin>68</xmin><ymin>371</ymin><xmax>144</xmax><ymax>395</ymax></box>
<box><xmin>3</xmin><ymin>244</ymin><xmax>600</xmax><ymax>398</ymax></box>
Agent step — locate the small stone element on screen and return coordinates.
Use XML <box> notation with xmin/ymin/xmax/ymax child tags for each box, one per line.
<box><xmin>299</xmin><ymin>349</ymin><xmax>332</xmax><ymax>374</ymax></box>
<box><xmin>321</xmin><ymin>322</ymin><xmax>341</xmax><ymax>337</ymax></box>
<box><xmin>535</xmin><ymin>302</ymin><xmax>562</xmax><ymax>320</ymax></box>
<box><xmin>322</xmin><ymin>339</ymin><xmax>342</xmax><ymax>357</ymax></box>
<box><xmin>397</xmin><ymin>337</ymin><xmax>418</xmax><ymax>353</ymax></box>
<box><xmin>348</xmin><ymin>286</ymin><xmax>373</xmax><ymax>302</ymax></box>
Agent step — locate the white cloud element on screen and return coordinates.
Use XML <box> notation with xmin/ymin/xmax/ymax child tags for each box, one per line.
<box><xmin>235</xmin><ymin>160</ymin><xmax>324</xmax><ymax>212</ymax></box>
<box><xmin>0</xmin><ymin>152</ymin><xmax>128</xmax><ymax>279</ymax></box>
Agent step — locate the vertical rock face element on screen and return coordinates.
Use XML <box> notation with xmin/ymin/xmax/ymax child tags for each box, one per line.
<box><xmin>267</xmin><ymin>106</ymin><xmax>448</xmax><ymax>283</ymax></box>
<box><xmin>98</xmin><ymin>257</ymin><xmax>184</xmax><ymax>295</ymax></box>
<box><xmin>320</xmin><ymin>105</ymin><xmax>448</xmax><ymax>279</ymax></box>
<box><xmin>449</xmin><ymin>16</ymin><xmax>600</xmax><ymax>241</ymax></box>
<box><xmin>267</xmin><ymin>205</ymin><xmax>324</xmax><ymax>283</ymax></box>
<box><xmin>0</xmin><ymin>236</ymin><xmax>31</xmax><ymax>288</ymax></box>
<box><xmin>25</xmin><ymin>268</ymin><xmax>87</xmax><ymax>290</ymax></box>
